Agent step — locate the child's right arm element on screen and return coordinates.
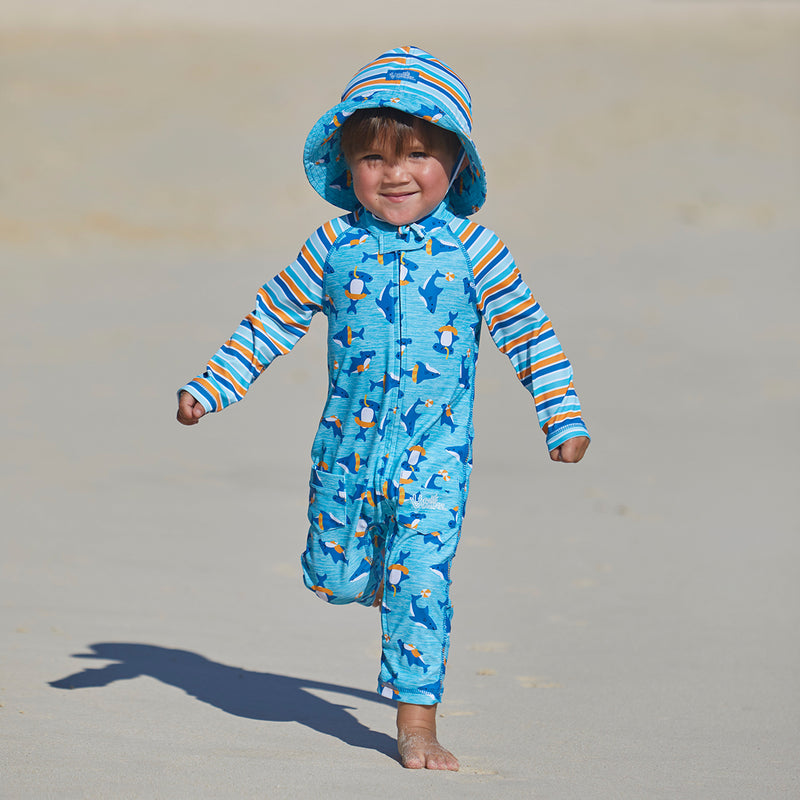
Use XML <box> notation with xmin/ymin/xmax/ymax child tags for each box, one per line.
<box><xmin>176</xmin><ymin>222</ymin><xmax>347</xmax><ymax>423</ymax></box>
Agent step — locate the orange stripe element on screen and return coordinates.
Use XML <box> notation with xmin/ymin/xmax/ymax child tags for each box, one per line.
<box><xmin>503</xmin><ymin>321</ymin><xmax>553</xmax><ymax>354</ymax></box>
<box><xmin>280</xmin><ymin>271</ymin><xmax>313</xmax><ymax>307</ymax></box>
<box><xmin>245</xmin><ymin>311</ymin><xmax>291</xmax><ymax>355</ymax></box>
<box><xmin>534</xmin><ymin>386</ymin><xmax>571</xmax><ymax>404</ymax></box>
<box><xmin>473</xmin><ymin>240</ymin><xmax>504</xmax><ymax>274</ymax></box>
<box><xmin>258</xmin><ymin>291</ymin><xmax>296</xmax><ymax>329</ymax></box>
<box><xmin>194</xmin><ymin>377</ymin><xmax>222</xmax><ymax>408</ymax></box>
<box><xmin>299</xmin><ymin>243</ymin><xmax>323</xmax><ymax>278</ymax></box>
<box><xmin>542</xmin><ymin>410</ymin><xmax>583</xmax><ymax>433</ymax></box>
<box><xmin>343</xmin><ymin>77</ymin><xmax>402</xmax><ymax>98</ymax></box>
<box><xmin>211</xmin><ymin>364</ymin><xmax>247</xmax><ymax>397</ymax></box>
<box><xmin>225</xmin><ymin>338</ymin><xmax>259</xmax><ymax>366</ymax></box>
<box><xmin>492</xmin><ymin>296</ymin><xmax>537</xmax><ymax>330</ymax></box>
<box><xmin>419</xmin><ymin>72</ymin><xmax>472</xmax><ymax>123</ymax></box>
<box><xmin>321</xmin><ymin>221</ymin><xmax>339</xmax><ymax>250</ymax></box>
<box><xmin>518</xmin><ymin>352</ymin><xmax>568</xmax><ymax>381</ymax></box>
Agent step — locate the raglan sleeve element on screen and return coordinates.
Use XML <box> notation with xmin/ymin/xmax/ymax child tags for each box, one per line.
<box><xmin>179</xmin><ymin>224</ymin><xmax>335</xmax><ymax>413</ymax></box>
<box><xmin>467</xmin><ymin>225</ymin><xmax>590</xmax><ymax>451</ymax></box>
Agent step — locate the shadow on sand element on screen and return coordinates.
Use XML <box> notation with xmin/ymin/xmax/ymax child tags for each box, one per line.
<box><xmin>50</xmin><ymin>642</ymin><xmax>398</xmax><ymax>761</ymax></box>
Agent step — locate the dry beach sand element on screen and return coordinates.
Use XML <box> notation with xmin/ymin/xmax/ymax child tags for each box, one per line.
<box><xmin>2</xmin><ymin>2</ymin><xmax>799</xmax><ymax>797</ymax></box>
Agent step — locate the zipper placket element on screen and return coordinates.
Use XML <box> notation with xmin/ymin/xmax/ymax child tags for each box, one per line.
<box><xmin>382</xmin><ymin>246</ymin><xmax>405</xmax><ymax>487</ymax></box>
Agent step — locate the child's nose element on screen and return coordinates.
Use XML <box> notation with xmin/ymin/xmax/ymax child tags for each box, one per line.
<box><xmin>384</xmin><ymin>160</ymin><xmax>410</xmax><ymax>181</ymax></box>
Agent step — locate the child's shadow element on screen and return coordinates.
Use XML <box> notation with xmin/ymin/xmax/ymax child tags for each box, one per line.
<box><xmin>49</xmin><ymin>643</ymin><xmax>397</xmax><ymax>760</ymax></box>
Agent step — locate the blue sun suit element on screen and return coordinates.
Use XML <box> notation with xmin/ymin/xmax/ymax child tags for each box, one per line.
<box><xmin>180</xmin><ymin>47</ymin><xmax>589</xmax><ymax>704</ymax></box>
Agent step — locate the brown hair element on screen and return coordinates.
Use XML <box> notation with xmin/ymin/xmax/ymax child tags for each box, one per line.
<box><xmin>340</xmin><ymin>107</ymin><xmax>461</xmax><ymax>165</ymax></box>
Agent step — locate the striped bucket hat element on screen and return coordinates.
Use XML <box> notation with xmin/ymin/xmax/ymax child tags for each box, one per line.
<box><xmin>303</xmin><ymin>46</ymin><xmax>486</xmax><ymax>217</ymax></box>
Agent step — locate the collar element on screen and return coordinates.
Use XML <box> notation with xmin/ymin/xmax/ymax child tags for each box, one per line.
<box><xmin>356</xmin><ymin>202</ymin><xmax>454</xmax><ymax>254</ymax></box>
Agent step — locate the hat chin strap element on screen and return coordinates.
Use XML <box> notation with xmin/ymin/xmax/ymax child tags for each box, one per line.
<box><xmin>447</xmin><ymin>148</ymin><xmax>466</xmax><ymax>193</ymax></box>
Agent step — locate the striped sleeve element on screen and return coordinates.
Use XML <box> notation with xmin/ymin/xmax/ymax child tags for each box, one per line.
<box><xmin>453</xmin><ymin>220</ymin><xmax>589</xmax><ymax>451</ymax></box>
<box><xmin>180</xmin><ymin>219</ymin><xmax>347</xmax><ymax>413</ymax></box>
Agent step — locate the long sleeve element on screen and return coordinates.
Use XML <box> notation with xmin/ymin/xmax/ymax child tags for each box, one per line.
<box><xmin>181</xmin><ymin>221</ymin><xmax>346</xmax><ymax>412</ymax></box>
<box><xmin>454</xmin><ymin>221</ymin><xmax>589</xmax><ymax>451</ymax></box>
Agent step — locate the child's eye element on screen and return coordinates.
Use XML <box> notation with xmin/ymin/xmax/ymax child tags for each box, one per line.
<box><xmin>409</xmin><ymin>151</ymin><xmax>428</xmax><ymax>159</ymax></box>
<box><xmin>362</xmin><ymin>154</ymin><xmax>382</xmax><ymax>162</ymax></box>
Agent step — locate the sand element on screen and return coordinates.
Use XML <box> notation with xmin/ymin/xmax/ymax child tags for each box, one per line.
<box><xmin>2</xmin><ymin>2</ymin><xmax>799</xmax><ymax>797</ymax></box>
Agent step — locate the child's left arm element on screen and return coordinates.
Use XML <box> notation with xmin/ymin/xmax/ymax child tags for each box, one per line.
<box><xmin>465</xmin><ymin>225</ymin><xmax>590</xmax><ymax>457</ymax></box>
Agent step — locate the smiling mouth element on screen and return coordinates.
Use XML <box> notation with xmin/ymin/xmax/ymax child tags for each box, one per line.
<box><xmin>382</xmin><ymin>192</ymin><xmax>416</xmax><ymax>202</ymax></box>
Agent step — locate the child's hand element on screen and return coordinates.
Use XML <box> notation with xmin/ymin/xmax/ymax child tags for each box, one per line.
<box><xmin>549</xmin><ymin>436</ymin><xmax>589</xmax><ymax>463</ymax></box>
<box><xmin>177</xmin><ymin>390</ymin><xmax>206</xmax><ymax>426</ymax></box>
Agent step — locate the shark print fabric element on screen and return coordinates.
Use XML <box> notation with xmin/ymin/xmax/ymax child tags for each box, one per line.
<box><xmin>180</xmin><ymin>46</ymin><xmax>588</xmax><ymax>704</ymax></box>
<box><xmin>181</xmin><ymin>201</ymin><xmax>589</xmax><ymax>703</ymax></box>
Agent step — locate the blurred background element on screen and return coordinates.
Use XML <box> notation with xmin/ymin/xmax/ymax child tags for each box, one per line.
<box><xmin>2</xmin><ymin>2</ymin><xmax>798</xmax><ymax>797</ymax></box>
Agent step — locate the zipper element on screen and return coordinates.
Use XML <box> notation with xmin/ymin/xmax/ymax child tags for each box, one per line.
<box><xmin>378</xmin><ymin>247</ymin><xmax>405</xmax><ymax>491</ymax></box>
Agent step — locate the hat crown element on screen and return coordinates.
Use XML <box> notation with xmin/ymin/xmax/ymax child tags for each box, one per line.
<box><xmin>341</xmin><ymin>46</ymin><xmax>473</xmax><ymax>137</ymax></box>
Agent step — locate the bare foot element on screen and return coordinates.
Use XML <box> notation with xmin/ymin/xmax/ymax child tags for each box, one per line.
<box><xmin>396</xmin><ymin>702</ymin><xmax>459</xmax><ymax>770</ymax></box>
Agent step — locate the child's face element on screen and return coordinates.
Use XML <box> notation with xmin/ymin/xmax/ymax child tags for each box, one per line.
<box><xmin>348</xmin><ymin>130</ymin><xmax>458</xmax><ymax>227</ymax></box>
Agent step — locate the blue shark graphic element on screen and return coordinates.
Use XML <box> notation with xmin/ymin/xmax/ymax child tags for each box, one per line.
<box><xmin>398</xmin><ymin>253</ymin><xmax>419</xmax><ymax>285</ymax></box>
<box><xmin>400</xmin><ymin>399</ymin><xmax>425</xmax><ymax>436</ymax></box>
<box><xmin>396</xmin><ymin>337</ymin><xmax>413</xmax><ymax>358</ymax></box>
<box><xmin>343</xmin><ymin>268</ymin><xmax>373</xmax><ymax>314</ymax></box>
<box><xmin>415</xmin><ymin>104</ymin><xmax>445</xmax><ymax>123</ymax></box>
<box><xmin>319</xmin><ymin>415</ymin><xmax>344</xmax><ymax>439</ymax></box>
<box><xmin>318</xmin><ymin>538</ymin><xmax>348</xmax><ymax>564</ymax></box>
<box><xmin>445</xmin><ymin>442</ymin><xmax>470</xmax><ymax>462</ymax></box>
<box><xmin>397</xmin><ymin>510</ymin><xmax>426</xmax><ymax>530</ymax></box>
<box><xmin>425</xmin><ymin>238</ymin><xmax>459</xmax><ymax>257</ymax></box>
<box><xmin>309</xmin><ymin>572</ymin><xmax>334</xmax><ymax>602</ymax></box>
<box><xmin>463</xmin><ymin>276</ymin><xmax>478</xmax><ymax>305</ymax></box>
<box><xmin>345</xmin><ymin>229</ymin><xmax>370</xmax><ymax>247</ymax></box>
<box><xmin>349</xmin><ymin>556</ymin><xmax>372</xmax><ymax>583</ymax></box>
<box><xmin>346</xmin><ymin>349</ymin><xmax>376</xmax><ymax>375</ymax></box>
<box><xmin>410</xmin><ymin>593</ymin><xmax>438</xmax><ymax>630</ymax></box>
<box><xmin>448</xmin><ymin>507</ymin><xmax>460</xmax><ymax>529</ymax></box>
<box><xmin>354</xmin><ymin>515</ymin><xmax>373</xmax><ymax>551</ymax></box>
<box><xmin>402</xmin><ymin>361</ymin><xmax>441</xmax><ymax>385</ymax></box>
<box><xmin>429</xmin><ymin>558</ymin><xmax>450</xmax><ymax>581</ymax></box>
<box><xmin>433</xmin><ymin>311</ymin><xmax>459</xmax><ymax>357</ymax></box>
<box><xmin>419</xmin><ymin>270</ymin><xmax>446</xmax><ymax>313</ymax></box>
<box><xmin>312</xmin><ymin>509</ymin><xmax>346</xmax><ymax>532</ymax></box>
<box><xmin>330</xmin><ymin>383</ymin><xmax>350</xmax><ymax>400</ymax></box>
<box><xmin>369</xmin><ymin>372</ymin><xmax>401</xmax><ymax>393</ymax></box>
<box><xmin>332</xmin><ymin>325</ymin><xmax>365</xmax><ymax>348</ymax></box>
<box><xmin>375</xmin><ymin>281</ymin><xmax>398</xmax><ymax>324</ymax></box>
<box><xmin>458</xmin><ymin>352</ymin><xmax>471</xmax><ymax>390</ymax></box>
<box><xmin>440</xmin><ymin>403</ymin><xmax>456</xmax><ymax>432</ymax></box>
<box><xmin>360</xmin><ymin>251</ymin><xmax>387</xmax><ymax>265</ymax></box>
<box><xmin>397</xmin><ymin>639</ymin><xmax>429</xmax><ymax>672</ymax></box>
<box><xmin>354</xmin><ymin>397</ymin><xmax>381</xmax><ymax>441</ymax></box>
<box><xmin>336</xmin><ymin>451</ymin><xmax>367</xmax><ymax>474</ymax></box>
<box><xmin>331</xmin><ymin>478</ymin><xmax>347</xmax><ymax>505</ymax></box>
<box><xmin>415</xmin><ymin>679</ymin><xmax>443</xmax><ymax>701</ymax></box>
<box><xmin>422</xmin><ymin>530</ymin><xmax>446</xmax><ymax>550</ymax></box>
<box><xmin>387</xmin><ymin>550</ymin><xmax>412</xmax><ymax>594</ymax></box>
<box><xmin>423</xmin><ymin>472</ymin><xmax>448</xmax><ymax>491</ymax></box>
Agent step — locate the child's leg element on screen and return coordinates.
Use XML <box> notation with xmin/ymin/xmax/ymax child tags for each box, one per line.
<box><xmin>301</xmin><ymin>514</ymin><xmax>385</xmax><ymax>606</ymax></box>
<box><xmin>377</xmin><ymin>496</ymin><xmax>462</xmax><ymax>769</ymax></box>
<box><xmin>377</xmin><ymin>510</ymin><xmax>459</xmax><ymax>702</ymax></box>
<box><xmin>301</xmin><ymin>470</ymin><xmax>389</xmax><ymax>605</ymax></box>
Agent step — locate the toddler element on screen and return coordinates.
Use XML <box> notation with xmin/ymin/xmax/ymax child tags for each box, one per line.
<box><xmin>177</xmin><ymin>46</ymin><xmax>589</xmax><ymax>770</ymax></box>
